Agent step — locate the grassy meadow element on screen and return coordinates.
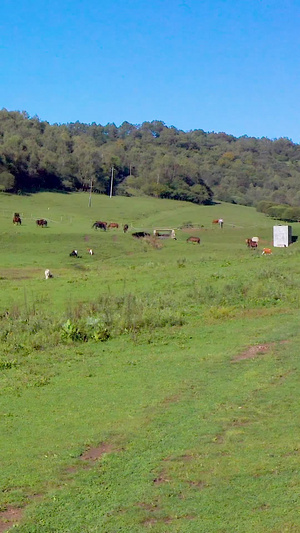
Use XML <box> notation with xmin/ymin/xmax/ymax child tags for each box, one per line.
<box><xmin>0</xmin><ymin>192</ymin><xmax>300</xmax><ymax>532</ymax></box>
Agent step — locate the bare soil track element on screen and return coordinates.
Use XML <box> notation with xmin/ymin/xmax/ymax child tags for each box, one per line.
<box><xmin>232</xmin><ymin>340</ymin><xmax>288</xmax><ymax>362</ymax></box>
<box><xmin>0</xmin><ymin>506</ymin><xmax>23</xmax><ymax>532</ymax></box>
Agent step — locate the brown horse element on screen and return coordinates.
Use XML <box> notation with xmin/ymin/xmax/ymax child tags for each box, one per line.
<box><xmin>246</xmin><ymin>238</ymin><xmax>257</xmax><ymax>248</ymax></box>
<box><xmin>36</xmin><ymin>218</ymin><xmax>47</xmax><ymax>227</ymax></box>
<box><xmin>108</xmin><ymin>222</ymin><xmax>119</xmax><ymax>229</ymax></box>
<box><xmin>92</xmin><ymin>221</ymin><xmax>107</xmax><ymax>230</ymax></box>
<box><xmin>187</xmin><ymin>236</ymin><xmax>200</xmax><ymax>244</ymax></box>
<box><xmin>13</xmin><ymin>213</ymin><xmax>21</xmax><ymax>225</ymax></box>
<box><xmin>123</xmin><ymin>224</ymin><xmax>129</xmax><ymax>233</ymax></box>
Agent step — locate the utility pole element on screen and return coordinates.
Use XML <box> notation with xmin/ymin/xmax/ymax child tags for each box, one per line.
<box><xmin>88</xmin><ymin>177</ymin><xmax>93</xmax><ymax>207</ymax></box>
<box><xmin>109</xmin><ymin>166</ymin><xmax>114</xmax><ymax>198</ymax></box>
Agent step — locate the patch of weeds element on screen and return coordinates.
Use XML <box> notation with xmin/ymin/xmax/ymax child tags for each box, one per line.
<box><xmin>210</xmin><ymin>272</ymin><xmax>225</xmax><ymax>280</ymax></box>
<box><xmin>249</xmin><ymin>283</ymin><xmax>284</xmax><ymax>307</ymax></box>
<box><xmin>85</xmin><ymin>317</ymin><xmax>110</xmax><ymax>342</ymax></box>
<box><xmin>144</xmin><ymin>236</ymin><xmax>163</xmax><ymax>249</ymax></box>
<box><xmin>0</xmin><ymin>293</ymin><xmax>185</xmax><ymax>348</ymax></box>
<box><xmin>32</xmin><ymin>375</ymin><xmax>51</xmax><ymax>387</ymax></box>
<box><xmin>0</xmin><ymin>359</ymin><xmax>18</xmax><ymax>370</ymax></box>
<box><xmin>61</xmin><ymin>319</ymin><xmax>87</xmax><ymax>342</ymax></box>
<box><xmin>207</xmin><ymin>306</ymin><xmax>236</xmax><ymax>320</ymax></box>
<box><xmin>177</xmin><ymin>258</ymin><xmax>186</xmax><ymax>268</ymax></box>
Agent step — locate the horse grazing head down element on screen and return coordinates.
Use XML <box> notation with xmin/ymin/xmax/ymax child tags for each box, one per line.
<box><xmin>132</xmin><ymin>232</ymin><xmax>150</xmax><ymax>238</ymax></box>
<box><xmin>36</xmin><ymin>219</ymin><xmax>47</xmax><ymax>227</ymax></box>
<box><xmin>45</xmin><ymin>269</ymin><xmax>53</xmax><ymax>279</ymax></box>
<box><xmin>246</xmin><ymin>238</ymin><xmax>257</xmax><ymax>248</ymax></box>
<box><xmin>108</xmin><ymin>222</ymin><xmax>119</xmax><ymax>229</ymax></box>
<box><xmin>92</xmin><ymin>221</ymin><xmax>107</xmax><ymax>230</ymax></box>
<box><xmin>262</xmin><ymin>248</ymin><xmax>272</xmax><ymax>255</ymax></box>
<box><xmin>123</xmin><ymin>224</ymin><xmax>129</xmax><ymax>233</ymax></box>
<box><xmin>187</xmin><ymin>236</ymin><xmax>201</xmax><ymax>244</ymax></box>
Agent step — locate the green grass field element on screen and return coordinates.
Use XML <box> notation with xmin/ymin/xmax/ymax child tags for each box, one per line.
<box><xmin>0</xmin><ymin>192</ymin><xmax>300</xmax><ymax>532</ymax></box>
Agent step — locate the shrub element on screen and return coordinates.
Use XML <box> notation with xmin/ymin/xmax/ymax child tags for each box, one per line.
<box><xmin>266</xmin><ymin>205</ymin><xmax>289</xmax><ymax>219</ymax></box>
<box><xmin>256</xmin><ymin>200</ymin><xmax>276</xmax><ymax>213</ymax></box>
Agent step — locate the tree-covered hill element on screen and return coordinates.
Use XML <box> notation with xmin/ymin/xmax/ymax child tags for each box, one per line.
<box><xmin>1</xmin><ymin>109</ymin><xmax>300</xmax><ymax>207</ymax></box>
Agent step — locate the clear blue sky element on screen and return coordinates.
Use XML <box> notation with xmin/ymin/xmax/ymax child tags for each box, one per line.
<box><xmin>1</xmin><ymin>0</ymin><xmax>300</xmax><ymax>142</ymax></box>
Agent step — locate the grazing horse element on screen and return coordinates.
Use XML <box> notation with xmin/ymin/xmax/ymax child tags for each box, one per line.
<box><xmin>246</xmin><ymin>238</ymin><xmax>258</xmax><ymax>248</ymax></box>
<box><xmin>132</xmin><ymin>232</ymin><xmax>150</xmax><ymax>238</ymax></box>
<box><xmin>212</xmin><ymin>219</ymin><xmax>223</xmax><ymax>227</ymax></box>
<box><xmin>87</xmin><ymin>248</ymin><xmax>94</xmax><ymax>255</ymax></box>
<box><xmin>108</xmin><ymin>222</ymin><xmax>119</xmax><ymax>229</ymax></box>
<box><xmin>92</xmin><ymin>221</ymin><xmax>107</xmax><ymax>230</ymax></box>
<box><xmin>187</xmin><ymin>236</ymin><xmax>201</xmax><ymax>244</ymax></box>
<box><xmin>45</xmin><ymin>269</ymin><xmax>53</xmax><ymax>279</ymax></box>
<box><xmin>13</xmin><ymin>213</ymin><xmax>21</xmax><ymax>225</ymax></box>
<box><xmin>262</xmin><ymin>248</ymin><xmax>272</xmax><ymax>255</ymax></box>
<box><xmin>123</xmin><ymin>224</ymin><xmax>129</xmax><ymax>233</ymax></box>
<box><xmin>36</xmin><ymin>218</ymin><xmax>47</xmax><ymax>227</ymax></box>
<box><xmin>70</xmin><ymin>250</ymin><xmax>79</xmax><ymax>257</ymax></box>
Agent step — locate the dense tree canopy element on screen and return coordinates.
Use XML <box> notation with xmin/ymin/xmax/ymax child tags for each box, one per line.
<box><xmin>1</xmin><ymin>109</ymin><xmax>300</xmax><ymax>207</ymax></box>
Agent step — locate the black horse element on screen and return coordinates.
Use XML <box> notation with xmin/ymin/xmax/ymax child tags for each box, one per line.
<box><xmin>123</xmin><ymin>224</ymin><xmax>129</xmax><ymax>233</ymax></box>
<box><xmin>132</xmin><ymin>232</ymin><xmax>150</xmax><ymax>238</ymax></box>
<box><xmin>92</xmin><ymin>221</ymin><xmax>107</xmax><ymax>230</ymax></box>
<box><xmin>13</xmin><ymin>213</ymin><xmax>22</xmax><ymax>225</ymax></box>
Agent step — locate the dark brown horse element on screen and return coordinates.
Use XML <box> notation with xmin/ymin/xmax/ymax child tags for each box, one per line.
<box><xmin>13</xmin><ymin>213</ymin><xmax>21</xmax><ymax>225</ymax></box>
<box><xmin>123</xmin><ymin>224</ymin><xmax>129</xmax><ymax>233</ymax></box>
<box><xmin>132</xmin><ymin>232</ymin><xmax>150</xmax><ymax>238</ymax></box>
<box><xmin>187</xmin><ymin>236</ymin><xmax>201</xmax><ymax>244</ymax></box>
<box><xmin>36</xmin><ymin>218</ymin><xmax>47</xmax><ymax>227</ymax></box>
<box><xmin>92</xmin><ymin>221</ymin><xmax>107</xmax><ymax>230</ymax></box>
<box><xmin>246</xmin><ymin>238</ymin><xmax>257</xmax><ymax>248</ymax></box>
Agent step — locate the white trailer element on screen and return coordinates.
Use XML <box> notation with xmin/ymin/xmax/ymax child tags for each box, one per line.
<box><xmin>273</xmin><ymin>225</ymin><xmax>292</xmax><ymax>247</ymax></box>
<box><xmin>153</xmin><ymin>229</ymin><xmax>176</xmax><ymax>239</ymax></box>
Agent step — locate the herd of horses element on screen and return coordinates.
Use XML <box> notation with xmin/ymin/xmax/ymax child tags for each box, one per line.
<box><xmin>12</xmin><ymin>213</ymin><xmax>273</xmax><ymax>253</ymax></box>
<box><xmin>92</xmin><ymin>221</ymin><xmax>129</xmax><ymax>232</ymax></box>
<box><xmin>13</xmin><ymin>214</ymin><xmax>48</xmax><ymax>227</ymax></box>
<box><xmin>246</xmin><ymin>238</ymin><xmax>272</xmax><ymax>254</ymax></box>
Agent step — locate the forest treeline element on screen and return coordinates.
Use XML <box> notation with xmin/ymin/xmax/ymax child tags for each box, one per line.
<box><xmin>1</xmin><ymin>109</ymin><xmax>300</xmax><ymax>208</ymax></box>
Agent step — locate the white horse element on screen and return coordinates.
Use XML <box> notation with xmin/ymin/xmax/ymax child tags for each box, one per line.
<box><xmin>45</xmin><ymin>269</ymin><xmax>53</xmax><ymax>279</ymax></box>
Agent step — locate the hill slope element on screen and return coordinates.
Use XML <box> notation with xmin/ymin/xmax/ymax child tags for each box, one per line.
<box><xmin>1</xmin><ymin>110</ymin><xmax>300</xmax><ymax>207</ymax></box>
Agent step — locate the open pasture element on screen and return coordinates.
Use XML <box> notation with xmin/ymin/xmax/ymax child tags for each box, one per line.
<box><xmin>1</xmin><ymin>193</ymin><xmax>300</xmax><ymax>532</ymax></box>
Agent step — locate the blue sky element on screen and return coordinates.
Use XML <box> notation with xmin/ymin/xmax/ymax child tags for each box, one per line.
<box><xmin>1</xmin><ymin>0</ymin><xmax>300</xmax><ymax>142</ymax></box>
